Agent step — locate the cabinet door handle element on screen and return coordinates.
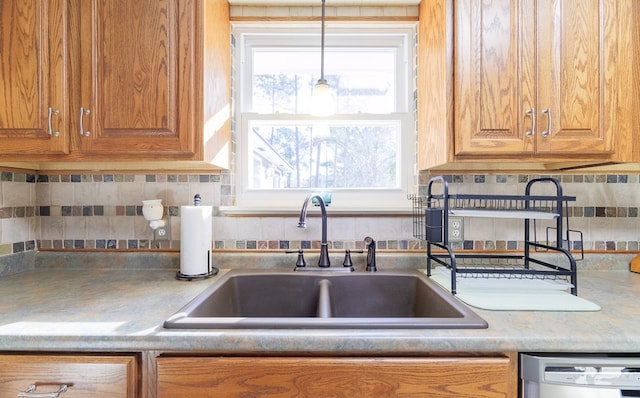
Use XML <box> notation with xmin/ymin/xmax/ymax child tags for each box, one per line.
<box><xmin>17</xmin><ymin>383</ymin><xmax>69</xmax><ymax>397</ymax></box>
<box><xmin>541</xmin><ymin>108</ymin><xmax>552</xmax><ymax>137</ymax></box>
<box><xmin>525</xmin><ymin>108</ymin><xmax>536</xmax><ymax>136</ymax></box>
<box><xmin>47</xmin><ymin>107</ymin><xmax>59</xmax><ymax>137</ymax></box>
<box><xmin>79</xmin><ymin>107</ymin><xmax>91</xmax><ymax>137</ymax></box>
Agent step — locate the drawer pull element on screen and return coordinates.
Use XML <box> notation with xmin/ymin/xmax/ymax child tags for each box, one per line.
<box><xmin>17</xmin><ymin>383</ymin><xmax>69</xmax><ymax>397</ymax></box>
<box><xmin>79</xmin><ymin>107</ymin><xmax>91</xmax><ymax>137</ymax></box>
<box><xmin>541</xmin><ymin>108</ymin><xmax>552</xmax><ymax>137</ymax></box>
<box><xmin>524</xmin><ymin>108</ymin><xmax>536</xmax><ymax>137</ymax></box>
<box><xmin>47</xmin><ymin>107</ymin><xmax>60</xmax><ymax>137</ymax></box>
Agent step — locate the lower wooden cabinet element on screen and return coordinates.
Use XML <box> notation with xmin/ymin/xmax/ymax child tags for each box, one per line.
<box><xmin>156</xmin><ymin>355</ymin><xmax>517</xmax><ymax>398</ymax></box>
<box><xmin>0</xmin><ymin>354</ymin><xmax>138</xmax><ymax>398</ymax></box>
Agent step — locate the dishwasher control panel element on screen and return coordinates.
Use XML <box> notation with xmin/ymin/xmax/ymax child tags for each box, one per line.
<box><xmin>521</xmin><ymin>354</ymin><xmax>640</xmax><ymax>397</ymax></box>
<box><xmin>544</xmin><ymin>365</ymin><xmax>640</xmax><ymax>387</ymax></box>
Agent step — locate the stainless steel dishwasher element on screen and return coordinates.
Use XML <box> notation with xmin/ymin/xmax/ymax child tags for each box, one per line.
<box><xmin>521</xmin><ymin>354</ymin><xmax>640</xmax><ymax>397</ymax></box>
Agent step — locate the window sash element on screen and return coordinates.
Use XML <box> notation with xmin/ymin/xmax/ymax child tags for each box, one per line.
<box><xmin>238</xmin><ymin>113</ymin><xmax>414</xmax><ymax>209</ymax></box>
<box><xmin>233</xmin><ymin>23</ymin><xmax>416</xmax><ymax>211</ymax></box>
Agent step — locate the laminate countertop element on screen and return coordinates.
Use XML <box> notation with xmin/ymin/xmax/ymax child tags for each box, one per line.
<box><xmin>0</xmin><ymin>254</ymin><xmax>639</xmax><ymax>354</ymax></box>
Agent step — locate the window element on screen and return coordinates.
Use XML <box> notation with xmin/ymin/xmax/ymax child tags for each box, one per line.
<box><xmin>234</xmin><ymin>24</ymin><xmax>416</xmax><ymax>210</ymax></box>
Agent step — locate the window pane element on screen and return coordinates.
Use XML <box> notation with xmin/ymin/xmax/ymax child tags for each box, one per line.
<box><xmin>252</xmin><ymin>49</ymin><xmax>396</xmax><ymax>114</ymax></box>
<box><xmin>249</xmin><ymin>120</ymin><xmax>400</xmax><ymax>189</ymax></box>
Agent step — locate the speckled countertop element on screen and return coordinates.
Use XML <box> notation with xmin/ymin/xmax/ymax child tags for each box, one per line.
<box><xmin>0</xmin><ymin>252</ymin><xmax>639</xmax><ymax>354</ymax></box>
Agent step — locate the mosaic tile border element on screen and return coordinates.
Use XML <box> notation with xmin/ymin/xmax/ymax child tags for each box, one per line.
<box><xmin>34</xmin><ymin>173</ymin><xmax>224</xmax><ymax>183</ymax></box>
<box><xmin>417</xmin><ymin>172</ymin><xmax>639</xmax><ymax>185</ymax></box>
<box><xmin>36</xmin><ymin>239</ymin><xmax>418</xmax><ymax>251</ymax></box>
<box><xmin>5</xmin><ymin>238</ymin><xmax>640</xmax><ymax>255</ymax></box>
<box><xmin>25</xmin><ymin>203</ymin><xmax>640</xmax><ymax>219</ymax></box>
<box><xmin>30</xmin><ymin>238</ymin><xmax>640</xmax><ymax>253</ymax></box>
<box><xmin>1</xmin><ymin>241</ymin><xmax>37</xmax><ymax>256</ymax></box>
<box><xmin>4</xmin><ymin>170</ymin><xmax>638</xmax><ymax>184</ymax></box>
<box><xmin>3</xmin><ymin>170</ymin><xmax>640</xmax><ymax>254</ymax></box>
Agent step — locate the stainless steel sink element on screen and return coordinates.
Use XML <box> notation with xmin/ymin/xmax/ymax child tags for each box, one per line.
<box><xmin>164</xmin><ymin>269</ymin><xmax>488</xmax><ymax>329</ymax></box>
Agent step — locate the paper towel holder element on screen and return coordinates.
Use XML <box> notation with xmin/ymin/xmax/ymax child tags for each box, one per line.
<box><xmin>176</xmin><ymin>195</ymin><xmax>218</xmax><ymax>281</ymax></box>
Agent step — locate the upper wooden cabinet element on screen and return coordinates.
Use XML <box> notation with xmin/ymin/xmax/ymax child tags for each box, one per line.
<box><xmin>0</xmin><ymin>0</ymin><xmax>69</xmax><ymax>155</ymax></box>
<box><xmin>74</xmin><ymin>1</ymin><xmax>196</xmax><ymax>157</ymax></box>
<box><xmin>418</xmin><ymin>0</ymin><xmax>639</xmax><ymax>170</ymax></box>
<box><xmin>0</xmin><ymin>0</ymin><xmax>231</xmax><ymax>169</ymax></box>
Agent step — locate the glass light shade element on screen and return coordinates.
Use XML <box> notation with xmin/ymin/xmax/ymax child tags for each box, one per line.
<box><xmin>311</xmin><ymin>81</ymin><xmax>334</xmax><ymax>117</ymax></box>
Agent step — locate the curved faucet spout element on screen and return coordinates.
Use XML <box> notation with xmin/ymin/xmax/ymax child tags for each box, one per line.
<box><xmin>298</xmin><ymin>194</ymin><xmax>330</xmax><ymax>267</ymax></box>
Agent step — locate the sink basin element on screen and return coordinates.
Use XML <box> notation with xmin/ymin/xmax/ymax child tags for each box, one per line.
<box><xmin>164</xmin><ymin>269</ymin><xmax>488</xmax><ymax>329</ymax></box>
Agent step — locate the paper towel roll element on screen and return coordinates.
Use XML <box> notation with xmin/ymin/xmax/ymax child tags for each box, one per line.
<box><xmin>180</xmin><ymin>205</ymin><xmax>213</xmax><ymax>276</ymax></box>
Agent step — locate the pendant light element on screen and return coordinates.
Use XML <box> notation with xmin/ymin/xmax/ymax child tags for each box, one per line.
<box><xmin>311</xmin><ymin>0</ymin><xmax>334</xmax><ymax>117</ymax></box>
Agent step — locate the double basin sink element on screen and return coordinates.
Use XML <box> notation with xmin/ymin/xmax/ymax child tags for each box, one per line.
<box><xmin>164</xmin><ymin>269</ymin><xmax>487</xmax><ymax>329</ymax></box>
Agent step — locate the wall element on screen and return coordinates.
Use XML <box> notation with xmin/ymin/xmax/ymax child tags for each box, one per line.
<box><xmin>0</xmin><ymin>172</ymin><xmax>37</xmax><ymax>255</ymax></box>
<box><xmin>416</xmin><ymin>173</ymin><xmax>640</xmax><ymax>252</ymax></box>
<box><xmin>1</xmin><ymin>170</ymin><xmax>639</xmax><ymax>267</ymax></box>
<box><xmin>30</xmin><ymin>170</ymin><xmax>413</xmax><ymax>252</ymax></box>
<box><xmin>0</xmin><ymin>171</ymin><xmax>38</xmax><ymax>275</ymax></box>
<box><xmin>1</xmin><ymin>5</ymin><xmax>638</xmax><ymax>270</ymax></box>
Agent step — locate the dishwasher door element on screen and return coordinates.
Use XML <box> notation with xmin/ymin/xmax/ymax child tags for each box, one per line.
<box><xmin>521</xmin><ymin>354</ymin><xmax>640</xmax><ymax>398</ymax></box>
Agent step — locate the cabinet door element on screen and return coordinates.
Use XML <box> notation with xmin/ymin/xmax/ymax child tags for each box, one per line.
<box><xmin>535</xmin><ymin>0</ymin><xmax>614</xmax><ymax>154</ymax></box>
<box><xmin>0</xmin><ymin>0</ymin><xmax>69</xmax><ymax>155</ymax></box>
<box><xmin>454</xmin><ymin>0</ymin><xmax>536</xmax><ymax>156</ymax></box>
<box><xmin>0</xmin><ymin>354</ymin><xmax>138</xmax><ymax>398</ymax></box>
<box><xmin>76</xmin><ymin>0</ymin><xmax>197</xmax><ymax>157</ymax></box>
<box><xmin>157</xmin><ymin>356</ymin><xmax>516</xmax><ymax>398</ymax></box>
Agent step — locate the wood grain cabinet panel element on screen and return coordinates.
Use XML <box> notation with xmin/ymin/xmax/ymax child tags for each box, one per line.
<box><xmin>0</xmin><ymin>0</ymin><xmax>231</xmax><ymax>168</ymax></box>
<box><xmin>0</xmin><ymin>354</ymin><xmax>138</xmax><ymax>398</ymax></box>
<box><xmin>454</xmin><ymin>0</ymin><xmax>531</xmax><ymax>156</ymax></box>
<box><xmin>75</xmin><ymin>0</ymin><xmax>196</xmax><ymax>157</ymax></box>
<box><xmin>418</xmin><ymin>0</ymin><xmax>639</xmax><ymax>169</ymax></box>
<box><xmin>534</xmin><ymin>0</ymin><xmax>610</xmax><ymax>155</ymax></box>
<box><xmin>157</xmin><ymin>356</ymin><xmax>517</xmax><ymax>398</ymax></box>
<box><xmin>0</xmin><ymin>0</ymin><xmax>69</xmax><ymax>155</ymax></box>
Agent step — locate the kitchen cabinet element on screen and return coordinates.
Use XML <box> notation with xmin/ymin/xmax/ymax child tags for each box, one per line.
<box><xmin>156</xmin><ymin>355</ymin><xmax>517</xmax><ymax>397</ymax></box>
<box><xmin>0</xmin><ymin>0</ymin><xmax>69</xmax><ymax>155</ymax></box>
<box><xmin>0</xmin><ymin>354</ymin><xmax>138</xmax><ymax>397</ymax></box>
<box><xmin>73</xmin><ymin>0</ymin><xmax>197</xmax><ymax>158</ymax></box>
<box><xmin>418</xmin><ymin>0</ymin><xmax>639</xmax><ymax>170</ymax></box>
<box><xmin>0</xmin><ymin>0</ymin><xmax>231</xmax><ymax>170</ymax></box>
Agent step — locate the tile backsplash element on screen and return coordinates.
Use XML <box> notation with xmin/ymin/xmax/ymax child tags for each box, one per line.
<box><xmin>2</xmin><ymin>170</ymin><xmax>640</xmax><ymax>260</ymax></box>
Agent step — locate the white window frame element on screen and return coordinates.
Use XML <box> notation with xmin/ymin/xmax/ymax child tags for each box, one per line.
<box><xmin>232</xmin><ymin>23</ymin><xmax>417</xmax><ymax>213</ymax></box>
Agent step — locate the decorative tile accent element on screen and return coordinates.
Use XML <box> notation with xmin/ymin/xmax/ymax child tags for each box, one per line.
<box><xmin>3</xmin><ymin>170</ymin><xmax>640</xmax><ymax>259</ymax></box>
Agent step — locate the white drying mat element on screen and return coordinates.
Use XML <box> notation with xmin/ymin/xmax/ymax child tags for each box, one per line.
<box><xmin>429</xmin><ymin>268</ymin><xmax>600</xmax><ymax>312</ymax></box>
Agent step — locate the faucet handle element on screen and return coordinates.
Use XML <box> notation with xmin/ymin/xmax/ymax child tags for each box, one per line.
<box><xmin>342</xmin><ymin>249</ymin><xmax>363</xmax><ymax>271</ymax></box>
<box><xmin>286</xmin><ymin>249</ymin><xmax>307</xmax><ymax>269</ymax></box>
<box><xmin>342</xmin><ymin>249</ymin><xmax>353</xmax><ymax>269</ymax></box>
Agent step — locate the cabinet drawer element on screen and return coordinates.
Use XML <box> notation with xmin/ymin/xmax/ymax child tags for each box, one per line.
<box><xmin>157</xmin><ymin>356</ymin><xmax>516</xmax><ymax>398</ymax></box>
<box><xmin>0</xmin><ymin>355</ymin><xmax>137</xmax><ymax>398</ymax></box>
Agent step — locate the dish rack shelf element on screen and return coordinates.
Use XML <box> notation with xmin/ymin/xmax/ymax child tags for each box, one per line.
<box><xmin>410</xmin><ymin>176</ymin><xmax>582</xmax><ymax>295</ymax></box>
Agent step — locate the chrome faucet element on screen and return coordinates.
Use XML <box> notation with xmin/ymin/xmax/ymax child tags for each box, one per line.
<box><xmin>298</xmin><ymin>194</ymin><xmax>330</xmax><ymax>267</ymax></box>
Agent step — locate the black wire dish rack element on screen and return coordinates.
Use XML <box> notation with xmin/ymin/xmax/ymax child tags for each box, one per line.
<box><xmin>409</xmin><ymin>176</ymin><xmax>583</xmax><ymax>295</ymax></box>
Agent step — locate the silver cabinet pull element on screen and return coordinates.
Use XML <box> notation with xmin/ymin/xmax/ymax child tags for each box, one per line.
<box><xmin>541</xmin><ymin>108</ymin><xmax>552</xmax><ymax>137</ymax></box>
<box><xmin>525</xmin><ymin>108</ymin><xmax>536</xmax><ymax>137</ymax></box>
<box><xmin>79</xmin><ymin>107</ymin><xmax>91</xmax><ymax>137</ymax></box>
<box><xmin>47</xmin><ymin>107</ymin><xmax>59</xmax><ymax>137</ymax></box>
<box><xmin>17</xmin><ymin>384</ymin><xmax>69</xmax><ymax>397</ymax></box>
